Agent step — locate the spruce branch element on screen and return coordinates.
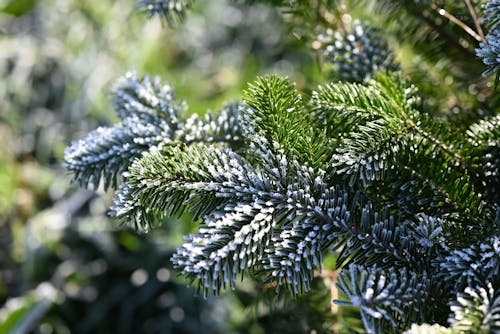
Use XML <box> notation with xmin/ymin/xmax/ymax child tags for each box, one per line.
<box><xmin>466</xmin><ymin>114</ymin><xmax>500</xmax><ymax>204</ymax></box>
<box><xmin>144</xmin><ymin>145</ymin><xmax>448</xmax><ymax>297</ymax></box>
<box><xmin>65</xmin><ymin>73</ymin><xmax>247</xmax><ymax>191</ymax></box>
<box><xmin>63</xmin><ymin>116</ymin><xmax>174</xmax><ymax>189</ymax></box>
<box><xmin>311</xmin><ymin>72</ymin><xmax>421</xmax><ymax>143</ymax></box>
<box><xmin>477</xmin><ymin>1</ymin><xmax>500</xmax><ymax>77</ymax></box>
<box><xmin>242</xmin><ymin>75</ymin><xmax>331</xmax><ymax>170</ymax></box>
<box><xmin>405</xmin><ymin>263</ymin><xmax>499</xmax><ymax>334</ymax></box>
<box><xmin>483</xmin><ymin>0</ymin><xmax>500</xmax><ymax>31</ymax></box>
<box><xmin>476</xmin><ymin>30</ymin><xmax>500</xmax><ymax>77</ymax></box>
<box><xmin>438</xmin><ymin>236</ymin><xmax>499</xmax><ymax>293</ymax></box>
<box><xmin>311</xmin><ymin>73</ymin><xmax>485</xmax><ymax>221</ymax></box>
<box><xmin>173</xmin><ymin>200</ymin><xmax>280</xmax><ymax>296</ymax></box>
<box><xmin>114</xmin><ymin>136</ymin><xmax>426</xmax><ymax>296</ymax></box>
<box><xmin>449</xmin><ymin>283</ymin><xmax>500</xmax><ymax>334</ymax></box>
<box><xmin>377</xmin><ymin>122</ymin><xmax>487</xmax><ymax>223</ymax></box>
<box><xmin>110</xmin><ymin>144</ymin><xmax>237</xmax><ymax>227</ymax></box>
<box><xmin>56</xmin><ymin>1</ymin><xmax>500</xmax><ymax>333</ymax></box>
<box><xmin>317</xmin><ymin>20</ymin><xmax>398</xmax><ymax>83</ymax></box>
<box><xmin>467</xmin><ymin>114</ymin><xmax>500</xmax><ymax>147</ymax></box>
<box><xmin>263</xmin><ymin>185</ymin><xmax>352</xmax><ymax>295</ymax></box>
<box><xmin>109</xmin><ymin>181</ymin><xmax>150</xmax><ymax>231</ymax></box>
<box><xmin>384</xmin><ymin>149</ymin><xmax>483</xmax><ymax>223</ymax></box>
<box><xmin>111</xmin><ymin>71</ymin><xmax>184</xmax><ymax>130</ymax></box>
<box><xmin>64</xmin><ymin>72</ymin><xmax>183</xmax><ymax>189</ymax></box>
<box><xmin>338</xmin><ymin>211</ymin><xmax>448</xmax><ymax>272</ymax></box>
<box><xmin>335</xmin><ymin>265</ymin><xmax>432</xmax><ymax>333</ymax></box>
<box><xmin>180</xmin><ymin>103</ymin><xmax>244</xmax><ymax>146</ymax></box>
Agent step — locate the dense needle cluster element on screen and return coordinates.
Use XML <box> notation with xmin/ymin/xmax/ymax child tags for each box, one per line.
<box><xmin>65</xmin><ymin>71</ymin><xmax>499</xmax><ymax>332</ymax></box>
<box><xmin>64</xmin><ymin>1</ymin><xmax>500</xmax><ymax>333</ymax></box>
<box><xmin>317</xmin><ymin>21</ymin><xmax>398</xmax><ymax>82</ymax></box>
<box><xmin>477</xmin><ymin>0</ymin><xmax>500</xmax><ymax>77</ymax></box>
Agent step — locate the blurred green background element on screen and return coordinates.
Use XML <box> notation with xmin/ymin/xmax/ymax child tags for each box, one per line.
<box><xmin>0</xmin><ymin>1</ymin><xmax>339</xmax><ymax>333</ymax></box>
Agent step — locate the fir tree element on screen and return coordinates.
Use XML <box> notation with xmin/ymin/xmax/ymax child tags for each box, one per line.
<box><xmin>65</xmin><ymin>1</ymin><xmax>499</xmax><ymax>333</ymax></box>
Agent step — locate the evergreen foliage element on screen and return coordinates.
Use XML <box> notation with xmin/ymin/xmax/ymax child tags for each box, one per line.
<box><xmin>64</xmin><ymin>72</ymin><xmax>184</xmax><ymax>190</ymax></box>
<box><xmin>477</xmin><ymin>0</ymin><xmax>500</xmax><ymax>78</ymax></box>
<box><xmin>65</xmin><ymin>0</ymin><xmax>500</xmax><ymax>333</ymax></box>
<box><xmin>336</xmin><ymin>265</ymin><xmax>431</xmax><ymax>332</ymax></box>
<box><xmin>317</xmin><ymin>21</ymin><xmax>398</xmax><ymax>83</ymax></box>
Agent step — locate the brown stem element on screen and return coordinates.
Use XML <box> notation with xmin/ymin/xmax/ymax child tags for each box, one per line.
<box><xmin>432</xmin><ymin>4</ymin><xmax>483</xmax><ymax>42</ymax></box>
<box><xmin>420</xmin><ymin>10</ymin><xmax>476</xmax><ymax>58</ymax></box>
<box><xmin>464</xmin><ymin>0</ymin><xmax>486</xmax><ymax>43</ymax></box>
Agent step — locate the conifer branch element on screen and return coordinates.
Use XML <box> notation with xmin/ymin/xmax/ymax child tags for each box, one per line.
<box><xmin>62</xmin><ymin>24</ymin><xmax>499</xmax><ymax>331</ymax></box>
<box><xmin>64</xmin><ymin>72</ymin><xmax>183</xmax><ymax>189</ymax></box>
<box><xmin>335</xmin><ymin>265</ymin><xmax>432</xmax><ymax>332</ymax></box>
<box><xmin>111</xmin><ymin>72</ymin><xmax>184</xmax><ymax>129</ymax></box>
<box><xmin>180</xmin><ymin>103</ymin><xmax>244</xmax><ymax>146</ymax></box>
<box><xmin>467</xmin><ymin>114</ymin><xmax>500</xmax><ymax>147</ymax></box>
<box><xmin>483</xmin><ymin>0</ymin><xmax>500</xmax><ymax>31</ymax></box>
<box><xmin>65</xmin><ymin>73</ymin><xmax>247</xmax><ymax>191</ymax></box>
<box><xmin>243</xmin><ymin>75</ymin><xmax>332</xmax><ymax>170</ymax></box>
<box><xmin>439</xmin><ymin>236</ymin><xmax>499</xmax><ymax>292</ymax></box>
<box><xmin>406</xmin><ymin>283</ymin><xmax>500</xmax><ymax>333</ymax></box>
<box><xmin>63</xmin><ymin>116</ymin><xmax>175</xmax><ymax>189</ymax></box>
<box><xmin>476</xmin><ymin>1</ymin><xmax>500</xmax><ymax>77</ymax></box>
<box><xmin>311</xmin><ymin>73</ymin><xmax>485</xmax><ymax>221</ymax></box>
<box><xmin>118</xmin><ymin>142</ymin><xmax>353</xmax><ymax>295</ymax></box>
<box><xmin>449</xmin><ymin>283</ymin><xmax>500</xmax><ymax>333</ymax></box>
<box><xmin>317</xmin><ymin>21</ymin><xmax>398</xmax><ymax>83</ymax></box>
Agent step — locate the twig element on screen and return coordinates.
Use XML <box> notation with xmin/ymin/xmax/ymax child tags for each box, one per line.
<box><xmin>432</xmin><ymin>4</ymin><xmax>483</xmax><ymax>42</ymax></box>
<box><xmin>420</xmin><ymin>10</ymin><xmax>476</xmax><ymax>58</ymax></box>
<box><xmin>464</xmin><ymin>0</ymin><xmax>486</xmax><ymax>43</ymax></box>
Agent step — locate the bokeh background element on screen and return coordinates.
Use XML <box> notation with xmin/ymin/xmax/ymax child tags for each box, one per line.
<box><xmin>0</xmin><ymin>1</ymin><xmax>337</xmax><ymax>333</ymax></box>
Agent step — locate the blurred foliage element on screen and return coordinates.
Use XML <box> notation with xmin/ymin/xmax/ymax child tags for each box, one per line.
<box><xmin>0</xmin><ymin>0</ymin><xmax>36</xmax><ymax>17</ymax></box>
<box><xmin>22</xmin><ymin>222</ymin><xmax>226</xmax><ymax>334</ymax></box>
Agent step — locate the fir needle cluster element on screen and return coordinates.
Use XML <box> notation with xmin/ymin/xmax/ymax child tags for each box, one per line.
<box><xmin>65</xmin><ymin>1</ymin><xmax>500</xmax><ymax>333</ymax></box>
